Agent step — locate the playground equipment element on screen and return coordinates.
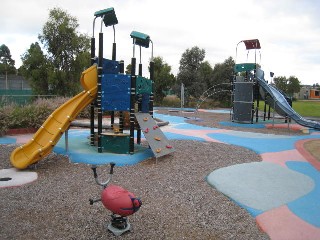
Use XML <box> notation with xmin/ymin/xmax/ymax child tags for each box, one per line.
<box><xmin>10</xmin><ymin>7</ymin><xmax>174</xmax><ymax>169</ymax></box>
<box><xmin>89</xmin><ymin>8</ymin><xmax>174</xmax><ymax>157</ymax></box>
<box><xmin>256</xmin><ymin>69</ymin><xmax>320</xmax><ymax>129</ymax></box>
<box><xmin>232</xmin><ymin>39</ymin><xmax>289</xmax><ymax>123</ymax></box>
<box><xmin>232</xmin><ymin>39</ymin><xmax>261</xmax><ymax>123</ymax></box>
<box><xmin>89</xmin><ymin>163</ymin><xmax>142</xmax><ymax>236</ymax></box>
<box><xmin>232</xmin><ymin>39</ymin><xmax>320</xmax><ymax>130</ymax></box>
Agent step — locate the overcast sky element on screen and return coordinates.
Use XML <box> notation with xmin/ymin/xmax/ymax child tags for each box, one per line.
<box><xmin>1</xmin><ymin>0</ymin><xmax>319</xmax><ymax>85</ymax></box>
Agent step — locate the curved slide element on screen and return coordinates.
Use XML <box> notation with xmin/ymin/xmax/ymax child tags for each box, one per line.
<box><xmin>256</xmin><ymin>68</ymin><xmax>320</xmax><ymax>130</ymax></box>
<box><xmin>10</xmin><ymin>65</ymin><xmax>98</xmax><ymax>169</ymax></box>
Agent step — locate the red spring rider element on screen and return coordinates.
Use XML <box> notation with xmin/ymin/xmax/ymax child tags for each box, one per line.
<box><xmin>89</xmin><ymin>163</ymin><xmax>142</xmax><ymax>236</ymax></box>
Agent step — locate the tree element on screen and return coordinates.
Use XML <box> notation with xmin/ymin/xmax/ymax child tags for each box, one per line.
<box><xmin>20</xmin><ymin>42</ymin><xmax>50</xmax><ymax>95</ymax></box>
<box><xmin>177</xmin><ymin>46</ymin><xmax>206</xmax><ymax>99</ymax></box>
<box><xmin>273</xmin><ymin>76</ymin><xmax>287</xmax><ymax>92</ymax></box>
<box><xmin>273</xmin><ymin>75</ymin><xmax>301</xmax><ymax>98</ymax></box>
<box><xmin>125</xmin><ymin>64</ymin><xmax>131</xmax><ymax>75</ymax></box>
<box><xmin>38</xmin><ymin>7</ymin><xmax>90</xmax><ymax>96</ymax></box>
<box><xmin>287</xmin><ymin>76</ymin><xmax>301</xmax><ymax>97</ymax></box>
<box><xmin>152</xmin><ymin>56</ymin><xmax>176</xmax><ymax>103</ymax></box>
<box><xmin>0</xmin><ymin>44</ymin><xmax>16</xmax><ymax>75</ymax></box>
<box><xmin>208</xmin><ymin>56</ymin><xmax>234</xmax><ymax>104</ymax></box>
<box><xmin>198</xmin><ymin>61</ymin><xmax>214</xmax><ymax>91</ymax></box>
<box><xmin>211</xmin><ymin>57</ymin><xmax>234</xmax><ymax>86</ymax></box>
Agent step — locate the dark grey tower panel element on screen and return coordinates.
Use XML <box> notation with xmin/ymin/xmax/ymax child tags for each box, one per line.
<box><xmin>233</xmin><ymin>81</ymin><xmax>253</xmax><ymax>123</ymax></box>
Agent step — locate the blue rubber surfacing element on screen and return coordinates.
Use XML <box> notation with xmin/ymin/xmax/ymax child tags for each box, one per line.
<box><xmin>206</xmin><ymin>162</ymin><xmax>315</xmax><ymax>214</ymax></box>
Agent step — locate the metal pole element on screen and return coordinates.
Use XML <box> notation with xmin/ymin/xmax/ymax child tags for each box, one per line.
<box><xmin>181</xmin><ymin>83</ymin><xmax>185</xmax><ymax>111</ymax></box>
<box><xmin>139</xmin><ymin>46</ymin><xmax>142</xmax><ymax>76</ymax></box>
<box><xmin>130</xmin><ymin>57</ymin><xmax>136</xmax><ymax>154</ymax></box>
<box><xmin>137</xmin><ymin>46</ymin><xmax>142</xmax><ymax>144</ymax></box>
<box><xmin>90</xmin><ymin>36</ymin><xmax>96</xmax><ymax>146</ymax></box>
<box><xmin>149</xmin><ymin>60</ymin><xmax>154</xmax><ymax>117</ymax></box>
<box><xmin>90</xmin><ymin>16</ymin><xmax>97</xmax><ymax>147</ymax></box>
<box><xmin>65</xmin><ymin>129</ymin><xmax>69</xmax><ymax>153</ymax></box>
<box><xmin>5</xmin><ymin>72</ymin><xmax>8</xmax><ymax>90</ymax></box>
<box><xmin>272</xmin><ymin>100</ymin><xmax>275</xmax><ymax>127</ymax></box>
<box><xmin>263</xmin><ymin>99</ymin><xmax>267</xmax><ymax>121</ymax></box>
<box><xmin>119</xmin><ymin>60</ymin><xmax>124</xmax><ymax>133</ymax></box>
<box><xmin>110</xmin><ymin>31</ymin><xmax>117</xmax><ymax>130</ymax></box>
<box><xmin>97</xmin><ymin>21</ymin><xmax>103</xmax><ymax>153</ymax></box>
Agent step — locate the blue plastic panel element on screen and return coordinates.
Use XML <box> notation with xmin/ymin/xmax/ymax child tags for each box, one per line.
<box><xmin>102</xmin><ymin>58</ymin><xmax>119</xmax><ymax>74</ymax></box>
<box><xmin>101</xmin><ymin>74</ymin><xmax>131</xmax><ymax>111</ymax></box>
<box><xmin>141</xmin><ymin>93</ymin><xmax>150</xmax><ymax>113</ymax></box>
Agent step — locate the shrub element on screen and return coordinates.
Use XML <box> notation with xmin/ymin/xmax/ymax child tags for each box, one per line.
<box><xmin>0</xmin><ymin>96</ymin><xmax>100</xmax><ymax>136</ymax></box>
<box><xmin>0</xmin><ymin>104</ymin><xmax>15</xmax><ymax>136</ymax></box>
<box><xmin>161</xmin><ymin>95</ymin><xmax>181</xmax><ymax>107</ymax></box>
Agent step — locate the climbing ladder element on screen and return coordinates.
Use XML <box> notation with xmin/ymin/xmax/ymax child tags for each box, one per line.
<box><xmin>135</xmin><ymin>113</ymin><xmax>174</xmax><ymax>158</ymax></box>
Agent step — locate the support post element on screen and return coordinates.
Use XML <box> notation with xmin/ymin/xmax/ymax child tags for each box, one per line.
<box><xmin>255</xmin><ymin>83</ymin><xmax>259</xmax><ymax>122</ymax></box>
<box><xmin>137</xmin><ymin>93</ymin><xmax>142</xmax><ymax>144</ymax></box>
<box><xmin>129</xmin><ymin>57</ymin><xmax>136</xmax><ymax>154</ymax></box>
<box><xmin>137</xmin><ymin>49</ymin><xmax>142</xmax><ymax>144</ymax></box>
<box><xmin>111</xmin><ymin>42</ymin><xmax>117</xmax><ymax>129</ymax></box>
<box><xmin>90</xmin><ymin>37</ymin><xmax>96</xmax><ymax>146</ymax></box>
<box><xmin>97</xmin><ymin>32</ymin><xmax>103</xmax><ymax>153</ymax></box>
<box><xmin>119</xmin><ymin>60</ymin><xmax>124</xmax><ymax>133</ymax></box>
<box><xmin>263</xmin><ymin>98</ymin><xmax>267</xmax><ymax>121</ymax></box>
<box><xmin>149</xmin><ymin>60</ymin><xmax>154</xmax><ymax>117</ymax></box>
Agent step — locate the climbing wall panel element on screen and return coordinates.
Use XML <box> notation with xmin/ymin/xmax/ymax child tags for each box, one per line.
<box><xmin>135</xmin><ymin>113</ymin><xmax>174</xmax><ymax>158</ymax></box>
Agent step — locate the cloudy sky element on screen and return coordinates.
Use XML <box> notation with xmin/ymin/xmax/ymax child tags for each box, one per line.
<box><xmin>1</xmin><ymin>0</ymin><xmax>320</xmax><ymax>85</ymax></box>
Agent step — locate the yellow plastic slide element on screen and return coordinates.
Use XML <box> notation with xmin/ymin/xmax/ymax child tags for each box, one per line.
<box><xmin>10</xmin><ymin>65</ymin><xmax>98</xmax><ymax>169</ymax></box>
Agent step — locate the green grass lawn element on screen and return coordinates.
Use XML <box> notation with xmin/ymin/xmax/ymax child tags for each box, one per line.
<box><xmin>256</xmin><ymin>100</ymin><xmax>320</xmax><ymax>118</ymax></box>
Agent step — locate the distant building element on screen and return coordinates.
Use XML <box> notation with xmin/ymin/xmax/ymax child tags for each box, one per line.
<box><xmin>294</xmin><ymin>85</ymin><xmax>320</xmax><ymax>100</ymax></box>
<box><xmin>310</xmin><ymin>89</ymin><xmax>320</xmax><ymax>99</ymax></box>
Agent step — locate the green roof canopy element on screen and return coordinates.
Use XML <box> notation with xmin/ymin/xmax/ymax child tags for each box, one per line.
<box><xmin>234</xmin><ymin>63</ymin><xmax>256</xmax><ymax>73</ymax></box>
<box><xmin>130</xmin><ymin>31</ymin><xmax>150</xmax><ymax>48</ymax></box>
<box><xmin>94</xmin><ymin>7</ymin><xmax>118</xmax><ymax>27</ymax></box>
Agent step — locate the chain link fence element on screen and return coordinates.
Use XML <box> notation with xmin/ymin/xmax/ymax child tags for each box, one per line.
<box><xmin>0</xmin><ymin>90</ymin><xmax>57</xmax><ymax>106</ymax></box>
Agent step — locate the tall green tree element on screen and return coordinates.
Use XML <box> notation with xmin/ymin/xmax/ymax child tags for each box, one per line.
<box><xmin>198</xmin><ymin>61</ymin><xmax>214</xmax><ymax>91</ymax></box>
<box><xmin>211</xmin><ymin>57</ymin><xmax>234</xmax><ymax>86</ymax></box>
<box><xmin>287</xmin><ymin>76</ymin><xmax>301</xmax><ymax>97</ymax></box>
<box><xmin>0</xmin><ymin>44</ymin><xmax>16</xmax><ymax>75</ymax></box>
<box><xmin>177</xmin><ymin>46</ymin><xmax>206</xmax><ymax>98</ymax></box>
<box><xmin>20</xmin><ymin>42</ymin><xmax>50</xmax><ymax>95</ymax></box>
<box><xmin>208</xmin><ymin>56</ymin><xmax>234</xmax><ymax>104</ymax></box>
<box><xmin>273</xmin><ymin>76</ymin><xmax>287</xmax><ymax>92</ymax></box>
<box><xmin>152</xmin><ymin>56</ymin><xmax>176</xmax><ymax>103</ymax></box>
<box><xmin>38</xmin><ymin>7</ymin><xmax>90</xmax><ymax>96</ymax></box>
<box><xmin>273</xmin><ymin>75</ymin><xmax>301</xmax><ymax>97</ymax></box>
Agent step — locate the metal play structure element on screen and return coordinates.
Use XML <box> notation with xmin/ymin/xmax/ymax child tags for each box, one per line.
<box><xmin>89</xmin><ymin>8</ymin><xmax>174</xmax><ymax>157</ymax></box>
<box><xmin>231</xmin><ymin>39</ymin><xmax>320</xmax><ymax>129</ymax></box>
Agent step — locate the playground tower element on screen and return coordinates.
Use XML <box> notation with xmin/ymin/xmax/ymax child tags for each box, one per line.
<box><xmin>89</xmin><ymin>8</ymin><xmax>174</xmax><ymax>157</ymax></box>
<box><xmin>232</xmin><ymin>39</ymin><xmax>261</xmax><ymax>123</ymax></box>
